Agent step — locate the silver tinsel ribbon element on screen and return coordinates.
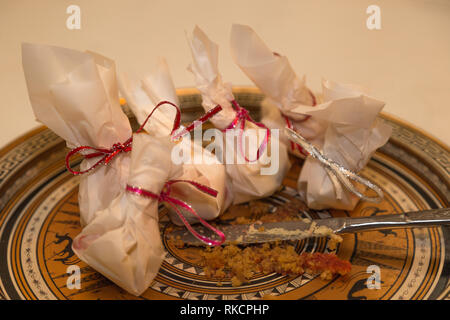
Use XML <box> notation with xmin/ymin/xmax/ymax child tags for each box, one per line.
<box><xmin>284</xmin><ymin>127</ymin><xmax>384</xmax><ymax>203</ymax></box>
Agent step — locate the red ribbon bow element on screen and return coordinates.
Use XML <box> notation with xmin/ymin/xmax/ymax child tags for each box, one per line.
<box><xmin>223</xmin><ymin>99</ymin><xmax>271</xmax><ymax>162</ymax></box>
<box><xmin>66</xmin><ymin>101</ymin><xmax>222</xmax><ymax>175</ymax></box>
<box><xmin>126</xmin><ymin>180</ymin><xmax>225</xmax><ymax>246</ymax></box>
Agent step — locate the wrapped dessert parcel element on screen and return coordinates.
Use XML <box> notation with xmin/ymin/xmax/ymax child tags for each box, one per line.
<box><xmin>118</xmin><ymin>57</ymin><xmax>232</xmax><ymax>225</ymax></box>
<box><xmin>187</xmin><ymin>26</ymin><xmax>291</xmax><ymax>204</ymax></box>
<box><xmin>22</xmin><ymin>43</ymin><xmax>132</xmax><ymax>227</ymax></box>
<box><xmin>72</xmin><ymin>132</ymin><xmax>179</xmax><ymax>295</ymax></box>
<box><xmin>230</xmin><ymin>24</ymin><xmax>392</xmax><ymax>210</ymax></box>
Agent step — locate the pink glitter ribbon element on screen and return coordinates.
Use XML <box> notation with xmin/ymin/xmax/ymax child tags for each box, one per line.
<box><xmin>223</xmin><ymin>99</ymin><xmax>270</xmax><ymax>162</ymax></box>
<box><xmin>66</xmin><ymin>101</ymin><xmax>223</xmax><ymax>175</ymax></box>
<box><xmin>126</xmin><ymin>180</ymin><xmax>226</xmax><ymax>246</ymax></box>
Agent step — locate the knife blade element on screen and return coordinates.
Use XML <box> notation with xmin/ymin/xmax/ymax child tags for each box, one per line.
<box><xmin>166</xmin><ymin>208</ymin><xmax>450</xmax><ymax>246</ymax></box>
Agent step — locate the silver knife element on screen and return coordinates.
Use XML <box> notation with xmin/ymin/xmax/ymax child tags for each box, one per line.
<box><xmin>167</xmin><ymin>208</ymin><xmax>450</xmax><ymax>246</ymax></box>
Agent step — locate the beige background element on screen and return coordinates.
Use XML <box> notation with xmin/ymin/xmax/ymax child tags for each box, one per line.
<box><xmin>1</xmin><ymin>0</ymin><xmax>449</xmax><ymax>148</ymax></box>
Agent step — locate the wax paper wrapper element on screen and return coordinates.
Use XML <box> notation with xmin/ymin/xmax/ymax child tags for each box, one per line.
<box><xmin>22</xmin><ymin>43</ymin><xmax>132</xmax><ymax>226</ymax></box>
<box><xmin>230</xmin><ymin>25</ymin><xmax>391</xmax><ymax>210</ymax></box>
<box><xmin>72</xmin><ymin>133</ymin><xmax>180</xmax><ymax>296</ymax></box>
<box><xmin>294</xmin><ymin>80</ymin><xmax>392</xmax><ymax>210</ymax></box>
<box><xmin>118</xmin><ymin>58</ymin><xmax>232</xmax><ymax>224</ymax></box>
<box><xmin>230</xmin><ymin>24</ymin><xmax>325</xmax><ymax>154</ymax></box>
<box><xmin>187</xmin><ymin>26</ymin><xmax>290</xmax><ymax>204</ymax></box>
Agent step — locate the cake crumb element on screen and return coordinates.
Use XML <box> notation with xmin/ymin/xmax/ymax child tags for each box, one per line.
<box><xmin>199</xmin><ymin>243</ymin><xmax>351</xmax><ymax>287</ymax></box>
<box><xmin>231</xmin><ymin>276</ymin><xmax>243</xmax><ymax>287</ymax></box>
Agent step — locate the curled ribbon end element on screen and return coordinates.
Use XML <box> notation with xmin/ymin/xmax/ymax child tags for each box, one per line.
<box><xmin>171</xmin><ymin>127</ymin><xmax>189</xmax><ymax>142</ymax></box>
<box><xmin>284</xmin><ymin>127</ymin><xmax>306</xmax><ymax>146</ymax></box>
<box><xmin>171</xmin><ymin>104</ymin><xmax>223</xmax><ymax>141</ymax></box>
<box><xmin>363</xmin><ymin>184</ymin><xmax>384</xmax><ymax>204</ymax></box>
<box><xmin>127</xmin><ymin>180</ymin><xmax>225</xmax><ymax>247</ymax></box>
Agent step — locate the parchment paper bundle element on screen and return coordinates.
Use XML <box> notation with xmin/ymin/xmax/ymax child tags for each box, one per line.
<box><xmin>22</xmin><ymin>43</ymin><xmax>132</xmax><ymax>226</ymax></box>
<box><xmin>230</xmin><ymin>24</ymin><xmax>392</xmax><ymax>210</ymax></box>
<box><xmin>118</xmin><ymin>58</ymin><xmax>232</xmax><ymax>225</ymax></box>
<box><xmin>187</xmin><ymin>26</ymin><xmax>291</xmax><ymax>204</ymax></box>
<box><xmin>72</xmin><ymin>133</ymin><xmax>181</xmax><ymax>296</ymax></box>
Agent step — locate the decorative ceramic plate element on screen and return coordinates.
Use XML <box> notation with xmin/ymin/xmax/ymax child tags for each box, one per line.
<box><xmin>0</xmin><ymin>88</ymin><xmax>448</xmax><ymax>300</ymax></box>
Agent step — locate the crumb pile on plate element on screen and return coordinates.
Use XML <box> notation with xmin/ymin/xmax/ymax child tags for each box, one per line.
<box><xmin>168</xmin><ymin>197</ymin><xmax>352</xmax><ymax>287</ymax></box>
<box><xmin>200</xmin><ymin>243</ymin><xmax>351</xmax><ymax>286</ymax></box>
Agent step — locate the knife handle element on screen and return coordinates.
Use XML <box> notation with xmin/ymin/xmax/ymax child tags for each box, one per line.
<box><xmin>335</xmin><ymin>208</ymin><xmax>450</xmax><ymax>234</ymax></box>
